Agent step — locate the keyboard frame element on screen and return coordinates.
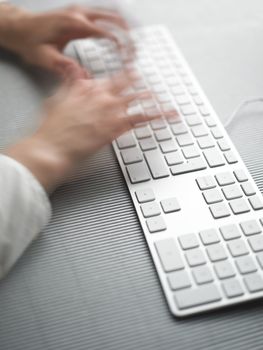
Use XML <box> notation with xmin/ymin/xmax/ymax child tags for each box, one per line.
<box><xmin>75</xmin><ymin>25</ymin><xmax>263</xmax><ymax>317</ymax></box>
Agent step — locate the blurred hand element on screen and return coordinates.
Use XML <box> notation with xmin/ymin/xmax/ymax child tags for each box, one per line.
<box><xmin>5</xmin><ymin>72</ymin><xmax>163</xmax><ymax>193</ymax></box>
<box><xmin>0</xmin><ymin>4</ymin><xmax>130</xmax><ymax>77</ymax></box>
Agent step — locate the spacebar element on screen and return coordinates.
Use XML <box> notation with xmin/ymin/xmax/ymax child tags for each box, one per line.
<box><xmin>174</xmin><ymin>285</ymin><xmax>221</xmax><ymax>310</ymax></box>
<box><xmin>170</xmin><ymin>158</ymin><xmax>207</xmax><ymax>175</ymax></box>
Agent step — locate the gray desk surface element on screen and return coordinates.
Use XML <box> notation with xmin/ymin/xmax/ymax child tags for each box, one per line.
<box><xmin>1</xmin><ymin>1</ymin><xmax>263</xmax><ymax>349</ymax></box>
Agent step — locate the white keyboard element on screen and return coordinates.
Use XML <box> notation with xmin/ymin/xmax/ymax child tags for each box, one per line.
<box><xmin>74</xmin><ymin>26</ymin><xmax>263</xmax><ymax>317</ymax></box>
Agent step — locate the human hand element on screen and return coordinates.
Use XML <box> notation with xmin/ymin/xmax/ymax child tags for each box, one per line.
<box><xmin>0</xmin><ymin>4</ymin><xmax>131</xmax><ymax>77</ymax></box>
<box><xmin>5</xmin><ymin>72</ymin><xmax>165</xmax><ymax>193</ymax></box>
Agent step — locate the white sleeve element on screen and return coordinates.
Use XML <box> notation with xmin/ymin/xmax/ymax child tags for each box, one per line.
<box><xmin>0</xmin><ymin>155</ymin><xmax>52</xmax><ymax>279</ymax></box>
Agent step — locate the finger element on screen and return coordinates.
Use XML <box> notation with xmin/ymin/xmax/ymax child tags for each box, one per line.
<box><xmin>85</xmin><ymin>22</ymin><xmax>121</xmax><ymax>48</ymax></box>
<box><xmin>86</xmin><ymin>9</ymin><xmax>129</xmax><ymax>30</ymax></box>
<box><xmin>120</xmin><ymin>91</ymin><xmax>152</xmax><ymax>106</ymax></box>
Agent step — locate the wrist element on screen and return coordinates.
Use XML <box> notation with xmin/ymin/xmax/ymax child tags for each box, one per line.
<box><xmin>4</xmin><ymin>135</ymin><xmax>74</xmax><ymax>194</ymax></box>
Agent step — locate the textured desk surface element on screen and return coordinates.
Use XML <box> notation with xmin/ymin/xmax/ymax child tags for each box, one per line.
<box><xmin>1</xmin><ymin>1</ymin><xmax>263</xmax><ymax>349</ymax></box>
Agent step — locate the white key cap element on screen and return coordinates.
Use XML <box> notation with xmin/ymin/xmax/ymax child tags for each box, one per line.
<box><xmin>249</xmin><ymin>195</ymin><xmax>263</xmax><ymax>211</ymax></box>
<box><xmin>241</xmin><ymin>182</ymin><xmax>256</xmax><ymax>196</ymax></box>
<box><xmin>193</xmin><ymin>96</ymin><xmax>204</xmax><ymax>106</ymax></box>
<box><xmin>244</xmin><ymin>273</ymin><xmax>263</xmax><ymax>293</ymax></box>
<box><xmin>121</xmin><ymin>148</ymin><xmax>143</xmax><ymax>164</ymax></box>
<box><xmin>192</xmin><ymin>266</ymin><xmax>214</xmax><ymax>284</ymax></box>
<box><xmin>205</xmin><ymin>117</ymin><xmax>217</xmax><ymax>127</ymax></box>
<box><xmin>171</xmin><ymin>86</ymin><xmax>185</xmax><ymax>96</ymax></box>
<box><xmin>147</xmin><ymin>216</ymin><xmax>167</xmax><ymax>233</ymax></box>
<box><xmin>236</xmin><ymin>256</ymin><xmax>257</xmax><ymax>274</ymax></box>
<box><xmin>222</xmin><ymin>279</ymin><xmax>244</xmax><ymax>298</ymax></box>
<box><xmin>234</xmin><ymin>169</ymin><xmax>248</xmax><ymax>182</ymax></box>
<box><xmin>176</xmin><ymin>133</ymin><xmax>194</xmax><ymax>146</ymax></box>
<box><xmin>207</xmin><ymin>244</ymin><xmax>228</xmax><ymax>262</ymax></box>
<box><xmin>199</xmin><ymin>106</ymin><xmax>210</xmax><ymax>116</ymax></box>
<box><xmin>220</xmin><ymin>224</ymin><xmax>241</xmax><ymax>240</ymax></box>
<box><xmin>141</xmin><ymin>202</ymin><xmax>161</xmax><ymax>218</ymax></box>
<box><xmin>196</xmin><ymin>175</ymin><xmax>217</xmax><ymax>190</ymax></box>
<box><xmin>224</xmin><ymin>151</ymin><xmax>238</xmax><ymax>164</ymax></box>
<box><xmin>159</xmin><ymin>140</ymin><xmax>178</xmax><ymax>153</ymax></box>
<box><xmin>197</xmin><ymin>136</ymin><xmax>215</xmax><ymax>149</ymax></box>
<box><xmin>165</xmin><ymin>151</ymin><xmax>184</xmax><ymax>166</ymax></box>
<box><xmin>182</xmin><ymin>145</ymin><xmax>200</xmax><ymax>159</ymax></box>
<box><xmin>203</xmin><ymin>189</ymin><xmax>223</xmax><ymax>204</ymax></box>
<box><xmin>144</xmin><ymin>150</ymin><xmax>170</xmax><ymax>179</ymax></box>
<box><xmin>171</xmin><ymin>123</ymin><xmax>188</xmax><ymax>135</ymax></box>
<box><xmin>139</xmin><ymin>137</ymin><xmax>157</xmax><ymax>151</ymax></box>
<box><xmin>214</xmin><ymin>261</ymin><xmax>236</xmax><ymax>279</ymax></box>
<box><xmin>210</xmin><ymin>127</ymin><xmax>224</xmax><ymax>139</ymax></box>
<box><xmin>90</xmin><ymin>60</ymin><xmax>105</xmax><ymax>73</ymax></box>
<box><xmin>229</xmin><ymin>198</ymin><xmax>250</xmax><ymax>215</ymax></box>
<box><xmin>215</xmin><ymin>172</ymin><xmax>235</xmax><ymax>186</ymax></box>
<box><xmin>222</xmin><ymin>185</ymin><xmax>243</xmax><ymax>200</ymax></box>
<box><xmin>154</xmin><ymin>129</ymin><xmax>172</xmax><ymax>141</ymax></box>
<box><xmin>176</xmin><ymin>95</ymin><xmax>191</xmax><ymax>105</ymax></box>
<box><xmin>170</xmin><ymin>158</ymin><xmax>207</xmax><ymax>175</ymax></box>
<box><xmin>160</xmin><ymin>198</ymin><xmax>181</xmax><ymax>213</ymax></box>
<box><xmin>168</xmin><ymin>270</ymin><xmax>191</xmax><ymax>290</ymax></box>
<box><xmin>127</xmin><ymin>163</ymin><xmax>151</xmax><ymax>183</ymax></box>
<box><xmin>228</xmin><ymin>239</ymin><xmax>249</xmax><ymax>257</ymax></box>
<box><xmin>217</xmin><ymin>138</ymin><xmax>231</xmax><ymax>151</ymax></box>
<box><xmin>180</xmin><ymin>104</ymin><xmax>196</xmax><ymax>116</ymax></box>
<box><xmin>178</xmin><ymin>233</ymin><xmax>199</xmax><ymax>250</ymax></box>
<box><xmin>185</xmin><ymin>115</ymin><xmax>202</xmax><ymax>126</ymax></box>
<box><xmin>150</xmin><ymin>119</ymin><xmax>167</xmax><ymax>130</ymax></box>
<box><xmin>185</xmin><ymin>249</ymin><xmax>206</xmax><ymax>266</ymax></box>
<box><xmin>174</xmin><ymin>284</ymin><xmax>221</xmax><ymax>310</ymax></box>
<box><xmin>134</xmin><ymin>126</ymin><xmax>152</xmax><ymax>139</ymax></box>
<box><xmin>199</xmin><ymin>229</ymin><xmax>220</xmax><ymax>245</ymax></box>
<box><xmin>203</xmin><ymin>148</ymin><xmax>225</xmax><ymax>168</ymax></box>
<box><xmin>257</xmin><ymin>252</ymin><xmax>263</xmax><ymax>269</ymax></box>
<box><xmin>209</xmin><ymin>202</ymin><xmax>231</xmax><ymax>219</ymax></box>
<box><xmin>117</xmin><ymin>132</ymin><xmax>136</xmax><ymax>149</ymax></box>
<box><xmin>248</xmin><ymin>235</ymin><xmax>263</xmax><ymax>252</ymax></box>
<box><xmin>155</xmin><ymin>238</ymin><xmax>184</xmax><ymax>272</ymax></box>
<box><xmin>135</xmin><ymin>188</ymin><xmax>155</xmax><ymax>203</ymax></box>
<box><xmin>191</xmin><ymin>125</ymin><xmax>208</xmax><ymax>138</ymax></box>
<box><xmin>240</xmin><ymin>220</ymin><xmax>262</xmax><ymax>236</ymax></box>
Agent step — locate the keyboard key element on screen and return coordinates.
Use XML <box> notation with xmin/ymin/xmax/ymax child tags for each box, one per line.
<box><xmin>244</xmin><ymin>273</ymin><xmax>263</xmax><ymax>293</ymax></box>
<box><xmin>120</xmin><ymin>146</ymin><xmax>143</xmax><ymax>164</ymax></box>
<box><xmin>207</xmin><ymin>244</ymin><xmax>228</xmax><ymax>262</ymax></box>
<box><xmin>174</xmin><ymin>284</ymin><xmax>221</xmax><ymax>310</ymax></box>
<box><xmin>171</xmin><ymin>158</ymin><xmax>207</xmax><ymax>176</ymax></box>
<box><xmin>193</xmin><ymin>96</ymin><xmax>204</xmax><ymax>106</ymax></box>
<box><xmin>248</xmin><ymin>235</ymin><xmax>263</xmax><ymax>252</ymax></box>
<box><xmin>220</xmin><ymin>224</ymin><xmax>241</xmax><ymax>240</ymax></box>
<box><xmin>178</xmin><ymin>233</ymin><xmax>199</xmax><ymax>250</ymax></box>
<box><xmin>150</xmin><ymin>119</ymin><xmax>166</xmax><ymax>130</ymax></box>
<box><xmin>241</xmin><ymin>182</ymin><xmax>256</xmax><ymax>196</ymax></box>
<box><xmin>180</xmin><ymin>104</ymin><xmax>196</xmax><ymax>116</ymax></box>
<box><xmin>185</xmin><ymin>115</ymin><xmax>202</xmax><ymax>126</ymax></box>
<box><xmin>191</xmin><ymin>125</ymin><xmax>208</xmax><ymax>138</ymax></box>
<box><xmin>176</xmin><ymin>95</ymin><xmax>191</xmax><ymax>105</ymax></box>
<box><xmin>214</xmin><ymin>261</ymin><xmax>236</xmax><ymax>279</ymax></box>
<box><xmin>192</xmin><ymin>266</ymin><xmax>214</xmax><ymax>284</ymax></box>
<box><xmin>165</xmin><ymin>151</ymin><xmax>184</xmax><ymax>165</ymax></box>
<box><xmin>134</xmin><ymin>126</ymin><xmax>152</xmax><ymax>139</ymax></box>
<box><xmin>240</xmin><ymin>220</ymin><xmax>262</xmax><ymax>236</ymax></box>
<box><xmin>203</xmin><ymin>189</ymin><xmax>223</xmax><ymax>204</ymax></box>
<box><xmin>249</xmin><ymin>195</ymin><xmax>263</xmax><ymax>211</ymax></box>
<box><xmin>144</xmin><ymin>150</ymin><xmax>170</xmax><ymax>179</ymax></box>
<box><xmin>135</xmin><ymin>188</ymin><xmax>155</xmax><ymax>203</ymax></box>
<box><xmin>256</xmin><ymin>252</ymin><xmax>263</xmax><ymax>269</ymax></box>
<box><xmin>234</xmin><ymin>169</ymin><xmax>248</xmax><ymax>182</ymax></box>
<box><xmin>215</xmin><ymin>172</ymin><xmax>235</xmax><ymax>186</ymax></box>
<box><xmin>209</xmin><ymin>202</ymin><xmax>231</xmax><ymax>219</ymax></box>
<box><xmin>185</xmin><ymin>249</ymin><xmax>206</xmax><ymax>267</ymax></box>
<box><xmin>159</xmin><ymin>140</ymin><xmax>178</xmax><ymax>153</ymax></box>
<box><xmin>141</xmin><ymin>202</ymin><xmax>161</xmax><ymax>218</ymax></box>
<box><xmin>117</xmin><ymin>132</ymin><xmax>136</xmax><ymax>149</ymax></box>
<box><xmin>182</xmin><ymin>145</ymin><xmax>200</xmax><ymax>159</ymax></box>
<box><xmin>228</xmin><ymin>239</ymin><xmax>249</xmax><ymax>257</ymax></box>
<box><xmin>222</xmin><ymin>185</ymin><xmax>243</xmax><ymax>200</ymax></box>
<box><xmin>155</xmin><ymin>238</ymin><xmax>184</xmax><ymax>272</ymax></box>
<box><xmin>171</xmin><ymin>123</ymin><xmax>188</xmax><ymax>135</ymax></box>
<box><xmin>205</xmin><ymin>117</ymin><xmax>217</xmax><ymax>127</ymax></box>
<box><xmin>147</xmin><ymin>216</ymin><xmax>167</xmax><ymax>233</ymax></box>
<box><xmin>127</xmin><ymin>163</ymin><xmax>151</xmax><ymax>183</ymax></box>
<box><xmin>168</xmin><ymin>270</ymin><xmax>191</xmax><ymax>290</ymax></box>
<box><xmin>203</xmin><ymin>148</ymin><xmax>225</xmax><ymax>168</ymax></box>
<box><xmin>217</xmin><ymin>138</ymin><xmax>231</xmax><ymax>151</ymax></box>
<box><xmin>160</xmin><ymin>198</ymin><xmax>181</xmax><ymax>213</ymax></box>
<box><xmin>199</xmin><ymin>106</ymin><xmax>210</xmax><ymax>116</ymax></box>
<box><xmin>154</xmin><ymin>129</ymin><xmax>172</xmax><ymax>142</ymax></box>
<box><xmin>139</xmin><ymin>137</ymin><xmax>157</xmax><ymax>151</ymax></box>
<box><xmin>210</xmin><ymin>127</ymin><xmax>224</xmax><ymax>139</ymax></box>
<box><xmin>177</xmin><ymin>133</ymin><xmax>194</xmax><ymax>146</ymax></box>
<box><xmin>199</xmin><ymin>229</ymin><xmax>220</xmax><ymax>245</ymax></box>
<box><xmin>222</xmin><ymin>279</ymin><xmax>244</xmax><ymax>298</ymax></box>
<box><xmin>224</xmin><ymin>151</ymin><xmax>238</xmax><ymax>164</ymax></box>
<box><xmin>229</xmin><ymin>198</ymin><xmax>250</xmax><ymax>215</ymax></box>
<box><xmin>171</xmin><ymin>85</ymin><xmax>185</xmax><ymax>96</ymax></box>
<box><xmin>236</xmin><ymin>256</ymin><xmax>257</xmax><ymax>274</ymax></box>
<box><xmin>197</xmin><ymin>136</ymin><xmax>215</xmax><ymax>149</ymax></box>
<box><xmin>196</xmin><ymin>175</ymin><xmax>217</xmax><ymax>190</ymax></box>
